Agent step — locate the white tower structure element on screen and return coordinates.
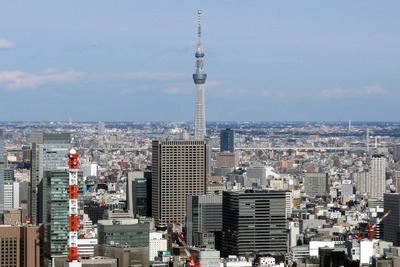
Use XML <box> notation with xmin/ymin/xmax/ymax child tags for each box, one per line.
<box><xmin>193</xmin><ymin>10</ymin><xmax>207</xmax><ymax>141</ymax></box>
<box><xmin>67</xmin><ymin>149</ymin><xmax>82</xmax><ymax>267</ymax></box>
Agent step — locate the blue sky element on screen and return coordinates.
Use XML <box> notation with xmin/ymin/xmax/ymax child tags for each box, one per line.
<box><xmin>0</xmin><ymin>1</ymin><xmax>399</xmax><ymax>121</ymax></box>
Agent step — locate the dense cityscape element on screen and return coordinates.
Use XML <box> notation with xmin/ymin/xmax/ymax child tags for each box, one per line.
<box><xmin>2</xmin><ymin>120</ymin><xmax>400</xmax><ymax>266</ymax></box>
<box><xmin>1</xmin><ymin>2</ymin><xmax>400</xmax><ymax>267</ymax></box>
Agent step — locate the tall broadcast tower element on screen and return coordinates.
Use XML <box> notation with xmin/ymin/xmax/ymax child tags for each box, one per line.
<box><xmin>193</xmin><ymin>10</ymin><xmax>207</xmax><ymax>141</ymax></box>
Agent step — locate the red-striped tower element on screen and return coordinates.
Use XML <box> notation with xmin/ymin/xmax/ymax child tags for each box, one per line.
<box><xmin>67</xmin><ymin>149</ymin><xmax>81</xmax><ymax>267</ymax></box>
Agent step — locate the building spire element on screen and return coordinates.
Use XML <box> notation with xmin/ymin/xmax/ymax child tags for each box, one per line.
<box><xmin>193</xmin><ymin>10</ymin><xmax>207</xmax><ymax>140</ymax></box>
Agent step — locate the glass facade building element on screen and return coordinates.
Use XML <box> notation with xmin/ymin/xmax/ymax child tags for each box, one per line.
<box><xmin>30</xmin><ymin>132</ymin><xmax>70</xmax><ymax>225</ymax></box>
<box><xmin>98</xmin><ymin>223</ymin><xmax>150</xmax><ymax>247</ymax></box>
<box><xmin>41</xmin><ymin>170</ymin><xmax>83</xmax><ymax>263</ymax></box>
<box><xmin>186</xmin><ymin>195</ymin><xmax>222</xmax><ymax>247</ymax></box>
<box><xmin>220</xmin><ymin>128</ymin><xmax>235</xmax><ymax>153</ymax></box>
<box><xmin>221</xmin><ymin>190</ymin><xmax>287</xmax><ymax>257</ymax></box>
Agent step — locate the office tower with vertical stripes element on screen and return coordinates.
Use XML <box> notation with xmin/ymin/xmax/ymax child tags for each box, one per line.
<box><xmin>152</xmin><ymin>140</ymin><xmax>206</xmax><ymax>226</ymax></box>
<box><xmin>193</xmin><ymin>10</ymin><xmax>207</xmax><ymax>141</ymax></box>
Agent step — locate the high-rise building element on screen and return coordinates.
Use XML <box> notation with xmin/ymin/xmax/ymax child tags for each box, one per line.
<box><xmin>0</xmin><ymin>224</ymin><xmax>44</xmax><ymax>267</ymax></box>
<box><xmin>40</xmin><ymin>170</ymin><xmax>83</xmax><ymax>265</ymax></box>
<box><xmin>221</xmin><ymin>190</ymin><xmax>287</xmax><ymax>257</ymax></box>
<box><xmin>186</xmin><ymin>195</ymin><xmax>223</xmax><ymax>247</ymax></box>
<box><xmin>393</xmin><ymin>144</ymin><xmax>400</xmax><ymax>163</ymax></box>
<box><xmin>98</xmin><ymin>121</ymin><xmax>105</xmax><ymax>135</ymax></box>
<box><xmin>126</xmin><ymin>171</ymin><xmax>149</xmax><ymax>217</ymax></box>
<box><xmin>303</xmin><ymin>172</ymin><xmax>329</xmax><ymax>198</ymax></box>
<box><xmin>193</xmin><ymin>10</ymin><xmax>207</xmax><ymax>141</ymax></box>
<box><xmin>0</xmin><ymin>129</ymin><xmax>4</xmax><ymax>223</ymax></box>
<box><xmin>30</xmin><ymin>132</ymin><xmax>70</xmax><ymax>224</ymax></box>
<box><xmin>152</xmin><ymin>140</ymin><xmax>206</xmax><ymax>226</ymax></box>
<box><xmin>383</xmin><ymin>193</ymin><xmax>400</xmax><ymax>245</ymax></box>
<box><xmin>369</xmin><ymin>154</ymin><xmax>387</xmax><ymax>198</ymax></box>
<box><xmin>4</xmin><ymin>182</ymin><xmax>19</xmax><ymax>210</ymax></box>
<box><xmin>220</xmin><ymin>128</ymin><xmax>235</xmax><ymax>153</ymax></box>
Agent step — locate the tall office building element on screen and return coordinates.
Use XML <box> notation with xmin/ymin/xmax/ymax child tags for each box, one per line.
<box><xmin>41</xmin><ymin>170</ymin><xmax>83</xmax><ymax>264</ymax></box>
<box><xmin>383</xmin><ymin>193</ymin><xmax>400</xmax><ymax>245</ymax></box>
<box><xmin>193</xmin><ymin>10</ymin><xmax>207</xmax><ymax>141</ymax></box>
<box><xmin>0</xmin><ymin>225</ymin><xmax>43</xmax><ymax>267</ymax></box>
<box><xmin>98</xmin><ymin>121</ymin><xmax>106</xmax><ymax>135</ymax></box>
<box><xmin>303</xmin><ymin>172</ymin><xmax>329</xmax><ymax>198</ymax></box>
<box><xmin>369</xmin><ymin>154</ymin><xmax>387</xmax><ymax>198</ymax></box>
<box><xmin>186</xmin><ymin>195</ymin><xmax>223</xmax><ymax>247</ymax></box>
<box><xmin>152</xmin><ymin>140</ymin><xmax>206</xmax><ymax>226</ymax></box>
<box><xmin>0</xmin><ymin>129</ymin><xmax>4</xmax><ymax>223</ymax></box>
<box><xmin>393</xmin><ymin>144</ymin><xmax>400</xmax><ymax>163</ymax></box>
<box><xmin>220</xmin><ymin>128</ymin><xmax>235</xmax><ymax>153</ymax></box>
<box><xmin>126</xmin><ymin>171</ymin><xmax>149</xmax><ymax>217</ymax></box>
<box><xmin>221</xmin><ymin>190</ymin><xmax>287</xmax><ymax>257</ymax></box>
<box><xmin>30</xmin><ymin>132</ymin><xmax>71</xmax><ymax>225</ymax></box>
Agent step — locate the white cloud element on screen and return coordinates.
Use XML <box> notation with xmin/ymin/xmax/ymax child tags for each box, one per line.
<box><xmin>0</xmin><ymin>70</ymin><xmax>84</xmax><ymax>90</ymax></box>
<box><xmin>0</xmin><ymin>38</ymin><xmax>16</xmax><ymax>50</ymax></box>
<box><xmin>92</xmin><ymin>71</ymin><xmax>186</xmax><ymax>82</ymax></box>
<box><xmin>319</xmin><ymin>85</ymin><xmax>386</xmax><ymax>99</ymax></box>
<box><xmin>0</xmin><ymin>69</ymin><xmax>193</xmax><ymax>91</ymax></box>
<box><xmin>261</xmin><ymin>90</ymin><xmax>288</xmax><ymax>97</ymax></box>
<box><xmin>164</xmin><ymin>86</ymin><xmax>184</xmax><ymax>94</ymax></box>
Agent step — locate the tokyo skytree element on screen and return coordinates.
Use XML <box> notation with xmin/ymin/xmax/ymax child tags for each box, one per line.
<box><xmin>193</xmin><ymin>10</ymin><xmax>207</xmax><ymax>141</ymax></box>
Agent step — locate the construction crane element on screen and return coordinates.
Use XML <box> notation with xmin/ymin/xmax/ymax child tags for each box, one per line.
<box><xmin>356</xmin><ymin>210</ymin><xmax>392</xmax><ymax>241</ymax></box>
<box><xmin>365</xmin><ymin>210</ymin><xmax>392</xmax><ymax>240</ymax></box>
<box><xmin>172</xmin><ymin>221</ymin><xmax>200</xmax><ymax>267</ymax></box>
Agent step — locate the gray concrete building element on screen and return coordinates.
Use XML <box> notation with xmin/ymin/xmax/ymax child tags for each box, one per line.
<box><xmin>304</xmin><ymin>172</ymin><xmax>329</xmax><ymax>198</ymax></box>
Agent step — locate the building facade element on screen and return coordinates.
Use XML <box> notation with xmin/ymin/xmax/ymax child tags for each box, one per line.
<box><xmin>0</xmin><ymin>129</ymin><xmax>4</xmax><ymax>223</ymax></box>
<box><xmin>30</xmin><ymin>132</ymin><xmax>70</xmax><ymax>225</ymax></box>
<box><xmin>369</xmin><ymin>155</ymin><xmax>387</xmax><ymax>198</ymax></box>
<box><xmin>221</xmin><ymin>190</ymin><xmax>287</xmax><ymax>257</ymax></box>
<box><xmin>303</xmin><ymin>172</ymin><xmax>329</xmax><ymax>198</ymax></box>
<box><xmin>383</xmin><ymin>193</ymin><xmax>400</xmax><ymax>246</ymax></box>
<box><xmin>186</xmin><ymin>194</ymin><xmax>223</xmax><ymax>247</ymax></box>
<box><xmin>220</xmin><ymin>128</ymin><xmax>235</xmax><ymax>153</ymax></box>
<box><xmin>40</xmin><ymin>170</ymin><xmax>83</xmax><ymax>264</ymax></box>
<box><xmin>0</xmin><ymin>225</ymin><xmax>43</xmax><ymax>267</ymax></box>
<box><xmin>152</xmin><ymin>140</ymin><xmax>206</xmax><ymax>226</ymax></box>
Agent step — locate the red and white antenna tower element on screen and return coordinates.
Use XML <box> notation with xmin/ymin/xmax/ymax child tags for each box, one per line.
<box><xmin>67</xmin><ymin>149</ymin><xmax>82</xmax><ymax>267</ymax></box>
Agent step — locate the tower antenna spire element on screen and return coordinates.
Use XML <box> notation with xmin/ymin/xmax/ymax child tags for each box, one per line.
<box><xmin>193</xmin><ymin>9</ymin><xmax>207</xmax><ymax>141</ymax></box>
<box><xmin>198</xmin><ymin>10</ymin><xmax>202</xmax><ymax>40</ymax></box>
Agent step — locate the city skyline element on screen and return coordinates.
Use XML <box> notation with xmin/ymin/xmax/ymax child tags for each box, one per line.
<box><xmin>0</xmin><ymin>1</ymin><xmax>399</xmax><ymax>122</ymax></box>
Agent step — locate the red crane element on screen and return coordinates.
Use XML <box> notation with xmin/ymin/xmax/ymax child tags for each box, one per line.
<box><xmin>365</xmin><ymin>210</ymin><xmax>392</xmax><ymax>240</ymax></box>
<box><xmin>172</xmin><ymin>221</ymin><xmax>200</xmax><ymax>267</ymax></box>
<box><xmin>356</xmin><ymin>210</ymin><xmax>392</xmax><ymax>241</ymax></box>
<box><xmin>175</xmin><ymin>232</ymin><xmax>200</xmax><ymax>267</ymax></box>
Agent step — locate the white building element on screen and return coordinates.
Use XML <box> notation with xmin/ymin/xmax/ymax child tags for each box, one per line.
<box><xmin>369</xmin><ymin>155</ymin><xmax>387</xmax><ymax>198</ymax></box>
<box><xmin>82</xmin><ymin>163</ymin><xmax>98</xmax><ymax>179</ymax></box>
<box><xmin>149</xmin><ymin>232</ymin><xmax>168</xmax><ymax>261</ymax></box>
<box><xmin>4</xmin><ymin>182</ymin><xmax>19</xmax><ymax>210</ymax></box>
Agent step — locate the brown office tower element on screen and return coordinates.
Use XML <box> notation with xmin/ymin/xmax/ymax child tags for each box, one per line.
<box><xmin>0</xmin><ymin>225</ymin><xmax>43</xmax><ymax>267</ymax></box>
<box><xmin>152</xmin><ymin>140</ymin><xmax>206</xmax><ymax>226</ymax></box>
